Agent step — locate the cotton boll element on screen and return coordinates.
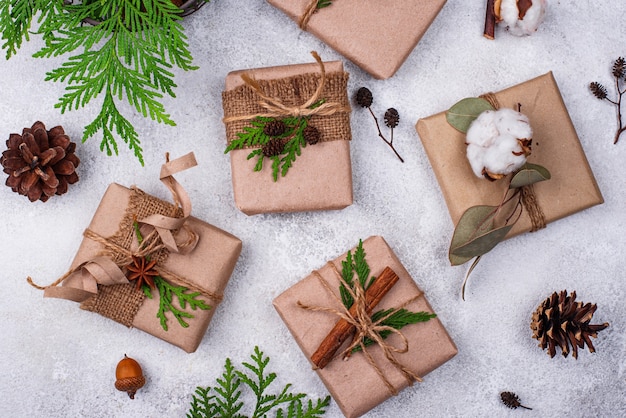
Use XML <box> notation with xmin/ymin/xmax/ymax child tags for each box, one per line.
<box><xmin>465</xmin><ymin>108</ymin><xmax>533</xmax><ymax>180</ymax></box>
<box><xmin>498</xmin><ymin>0</ymin><xmax>547</xmax><ymax>36</ymax></box>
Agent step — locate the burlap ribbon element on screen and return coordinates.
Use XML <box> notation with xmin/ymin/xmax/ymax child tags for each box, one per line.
<box><xmin>479</xmin><ymin>93</ymin><xmax>547</xmax><ymax>232</ymax></box>
<box><xmin>27</xmin><ymin>152</ymin><xmax>220</xmax><ymax>326</ymax></box>
<box><xmin>298</xmin><ymin>262</ymin><xmax>423</xmax><ymax>396</ymax></box>
<box><xmin>222</xmin><ymin>51</ymin><xmax>351</xmax><ymax>147</ymax></box>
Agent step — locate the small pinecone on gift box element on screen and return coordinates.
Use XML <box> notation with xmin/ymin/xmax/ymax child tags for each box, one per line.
<box><xmin>530</xmin><ymin>290</ymin><xmax>609</xmax><ymax>359</ymax></box>
<box><xmin>303</xmin><ymin>125</ymin><xmax>321</xmax><ymax>145</ymax></box>
<box><xmin>263</xmin><ymin>120</ymin><xmax>287</xmax><ymax>137</ymax></box>
<box><xmin>262</xmin><ymin>138</ymin><xmax>285</xmax><ymax>157</ymax></box>
<box><xmin>1</xmin><ymin>122</ymin><xmax>80</xmax><ymax>202</ymax></box>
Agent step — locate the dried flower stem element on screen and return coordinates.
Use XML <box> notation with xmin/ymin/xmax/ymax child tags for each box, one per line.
<box><xmin>590</xmin><ymin>57</ymin><xmax>626</xmax><ymax>144</ymax></box>
<box><xmin>366</xmin><ymin>107</ymin><xmax>405</xmax><ymax>163</ymax></box>
<box><xmin>612</xmin><ymin>76</ymin><xmax>626</xmax><ymax>144</ymax></box>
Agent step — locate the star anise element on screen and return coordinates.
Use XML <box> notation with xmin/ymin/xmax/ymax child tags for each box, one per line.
<box><xmin>126</xmin><ymin>256</ymin><xmax>159</xmax><ymax>290</ymax></box>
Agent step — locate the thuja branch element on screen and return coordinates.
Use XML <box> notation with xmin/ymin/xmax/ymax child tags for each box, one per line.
<box><xmin>355</xmin><ymin>87</ymin><xmax>405</xmax><ymax>163</ymax></box>
<box><xmin>148</xmin><ymin>276</ymin><xmax>211</xmax><ymax>331</ymax></box>
<box><xmin>590</xmin><ymin>57</ymin><xmax>626</xmax><ymax>144</ymax></box>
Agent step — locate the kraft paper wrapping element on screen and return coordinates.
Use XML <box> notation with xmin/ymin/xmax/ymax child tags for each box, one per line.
<box><xmin>273</xmin><ymin>236</ymin><xmax>457</xmax><ymax>418</ymax></box>
<box><xmin>267</xmin><ymin>0</ymin><xmax>447</xmax><ymax>79</ymax></box>
<box><xmin>416</xmin><ymin>72</ymin><xmax>604</xmax><ymax>238</ymax></box>
<box><xmin>63</xmin><ymin>183</ymin><xmax>242</xmax><ymax>353</ymax></box>
<box><xmin>223</xmin><ymin>60</ymin><xmax>353</xmax><ymax>215</ymax></box>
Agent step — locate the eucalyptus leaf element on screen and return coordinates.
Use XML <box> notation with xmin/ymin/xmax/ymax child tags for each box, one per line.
<box><xmin>446</xmin><ymin>98</ymin><xmax>495</xmax><ymax>133</ymax></box>
<box><xmin>509</xmin><ymin>163</ymin><xmax>552</xmax><ymax>188</ymax></box>
<box><xmin>452</xmin><ymin>223</ymin><xmax>513</xmax><ymax>258</ymax></box>
<box><xmin>449</xmin><ymin>205</ymin><xmax>498</xmax><ymax>266</ymax></box>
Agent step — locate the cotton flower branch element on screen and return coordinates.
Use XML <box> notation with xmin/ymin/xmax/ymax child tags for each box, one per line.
<box><xmin>484</xmin><ymin>0</ymin><xmax>547</xmax><ymax>39</ymax></box>
<box><xmin>355</xmin><ymin>87</ymin><xmax>405</xmax><ymax>163</ymax></box>
<box><xmin>590</xmin><ymin>57</ymin><xmax>626</xmax><ymax>144</ymax></box>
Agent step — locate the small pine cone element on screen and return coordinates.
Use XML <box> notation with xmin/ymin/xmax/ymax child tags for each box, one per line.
<box><xmin>500</xmin><ymin>392</ymin><xmax>531</xmax><ymax>410</ymax></box>
<box><xmin>263</xmin><ymin>120</ymin><xmax>287</xmax><ymax>137</ymax></box>
<box><xmin>303</xmin><ymin>125</ymin><xmax>321</xmax><ymax>145</ymax></box>
<box><xmin>1</xmin><ymin>122</ymin><xmax>80</xmax><ymax>202</ymax></box>
<box><xmin>384</xmin><ymin>108</ymin><xmax>400</xmax><ymax>128</ymax></box>
<box><xmin>355</xmin><ymin>87</ymin><xmax>373</xmax><ymax>108</ymax></box>
<box><xmin>612</xmin><ymin>57</ymin><xmax>625</xmax><ymax>79</ymax></box>
<box><xmin>262</xmin><ymin>137</ymin><xmax>285</xmax><ymax>157</ymax></box>
<box><xmin>589</xmin><ymin>82</ymin><xmax>608</xmax><ymax>100</ymax></box>
<box><xmin>530</xmin><ymin>290</ymin><xmax>609</xmax><ymax>359</ymax></box>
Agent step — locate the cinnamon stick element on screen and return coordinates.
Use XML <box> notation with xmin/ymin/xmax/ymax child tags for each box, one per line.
<box><xmin>484</xmin><ymin>0</ymin><xmax>496</xmax><ymax>40</ymax></box>
<box><xmin>311</xmin><ymin>266</ymin><xmax>399</xmax><ymax>369</ymax></box>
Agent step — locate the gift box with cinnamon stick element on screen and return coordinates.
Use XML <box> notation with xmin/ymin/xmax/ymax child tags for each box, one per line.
<box><xmin>266</xmin><ymin>0</ymin><xmax>447</xmax><ymax>79</ymax></box>
<box><xmin>30</xmin><ymin>153</ymin><xmax>242</xmax><ymax>353</ymax></box>
<box><xmin>416</xmin><ymin>72</ymin><xmax>604</xmax><ymax>239</ymax></box>
<box><xmin>273</xmin><ymin>236</ymin><xmax>457</xmax><ymax>418</ymax></box>
<box><xmin>221</xmin><ymin>53</ymin><xmax>353</xmax><ymax>215</ymax></box>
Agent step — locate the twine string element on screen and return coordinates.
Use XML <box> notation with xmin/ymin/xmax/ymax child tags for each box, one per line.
<box><xmin>479</xmin><ymin>93</ymin><xmax>547</xmax><ymax>232</ymax></box>
<box><xmin>299</xmin><ymin>0</ymin><xmax>320</xmax><ymax>30</ymax></box>
<box><xmin>298</xmin><ymin>261</ymin><xmax>423</xmax><ymax>395</ymax></box>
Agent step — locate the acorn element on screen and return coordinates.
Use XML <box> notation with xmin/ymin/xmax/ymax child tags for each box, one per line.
<box><xmin>114</xmin><ymin>355</ymin><xmax>145</xmax><ymax>399</ymax></box>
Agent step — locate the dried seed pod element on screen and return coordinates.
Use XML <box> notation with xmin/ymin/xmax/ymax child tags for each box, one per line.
<box><xmin>303</xmin><ymin>125</ymin><xmax>321</xmax><ymax>145</ymax></box>
<box><xmin>384</xmin><ymin>108</ymin><xmax>400</xmax><ymax>128</ymax></box>
<box><xmin>500</xmin><ymin>391</ymin><xmax>532</xmax><ymax>410</ymax></box>
<box><xmin>355</xmin><ymin>87</ymin><xmax>373</xmax><ymax>108</ymax></box>
<box><xmin>589</xmin><ymin>82</ymin><xmax>608</xmax><ymax>100</ymax></box>
<box><xmin>263</xmin><ymin>120</ymin><xmax>287</xmax><ymax>137</ymax></box>
<box><xmin>262</xmin><ymin>138</ymin><xmax>285</xmax><ymax>157</ymax></box>
<box><xmin>115</xmin><ymin>355</ymin><xmax>145</xmax><ymax>399</ymax></box>
<box><xmin>612</xmin><ymin>57</ymin><xmax>625</xmax><ymax>78</ymax></box>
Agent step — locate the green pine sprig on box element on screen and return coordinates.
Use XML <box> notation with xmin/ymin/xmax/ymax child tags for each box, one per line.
<box><xmin>0</xmin><ymin>0</ymin><xmax>209</xmax><ymax>165</ymax></box>
<box><xmin>187</xmin><ymin>346</ymin><xmax>331</xmax><ymax>418</ymax></box>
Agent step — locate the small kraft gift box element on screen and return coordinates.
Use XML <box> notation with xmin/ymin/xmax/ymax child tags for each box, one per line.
<box><xmin>266</xmin><ymin>0</ymin><xmax>448</xmax><ymax>79</ymax></box>
<box><xmin>29</xmin><ymin>153</ymin><xmax>242</xmax><ymax>353</ymax></box>
<box><xmin>416</xmin><ymin>72</ymin><xmax>604</xmax><ymax>240</ymax></box>
<box><xmin>273</xmin><ymin>236</ymin><xmax>457</xmax><ymax>418</ymax></box>
<box><xmin>222</xmin><ymin>52</ymin><xmax>353</xmax><ymax>215</ymax></box>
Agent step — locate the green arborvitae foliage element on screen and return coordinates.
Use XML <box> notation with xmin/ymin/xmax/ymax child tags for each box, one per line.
<box><xmin>186</xmin><ymin>346</ymin><xmax>331</xmax><ymax>418</ymax></box>
<box><xmin>1</xmin><ymin>0</ymin><xmax>207</xmax><ymax>165</ymax></box>
<box><xmin>339</xmin><ymin>239</ymin><xmax>436</xmax><ymax>350</ymax></box>
<box><xmin>143</xmin><ymin>276</ymin><xmax>211</xmax><ymax>331</ymax></box>
<box><xmin>316</xmin><ymin>0</ymin><xmax>333</xmax><ymax>9</ymax></box>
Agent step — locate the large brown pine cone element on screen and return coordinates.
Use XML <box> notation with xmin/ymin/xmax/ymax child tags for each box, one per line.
<box><xmin>1</xmin><ymin>122</ymin><xmax>80</xmax><ymax>202</ymax></box>
<box><xmin>530</xmin><ymin>290</ymin><xmax>609</xmax><ymax>359</ymax></box>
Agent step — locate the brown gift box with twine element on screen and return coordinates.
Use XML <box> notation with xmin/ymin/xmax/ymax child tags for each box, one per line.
<box><xmin>222</xmin><ymin>55</ymin><xmax>353</xmax><ymax>215</ymax></box>
<box><xmin>273</xmin><ymin>236</ymin><xmax>457</xmax><ymax>418</ymax></box>
<box><xmin>29</xmin><ymin>153</ymin><xmax>242</xmax><ymax>353</ymax></box>
<box><xmin>266</xmin><ymin>0</ymin><xmax>447</xmax><ymax>80</ymax></box>
<box><xmin>416</xmin><ymin>72</ymin><xmax>604</xmax><ymax>239</ymax></box>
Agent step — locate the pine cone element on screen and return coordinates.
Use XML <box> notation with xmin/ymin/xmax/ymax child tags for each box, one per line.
<box><xmin>303</xmin><ymin>125</ymin><xmax>321</xmax><ymax>145</ymax></box>
<box><xmin>500</xmin><ymin>392</ymin><xmax>531</xmax><ymax>410</ymax></box>
<box><xmin>1</xmin><ymin>122</ymin><xmax>80</xmax><ymax>202</ymax></box>
<box><xmin>384</xmin><ymin>108</ymin><xmax>400</xmax><ymax>128</ymax></box>
<box><xmin>355</xmin><ymin>87</ymin><xmax>373</xmax><ymax>108</ymax></box>
<box><xmin>263</xmin><ymin>120</ymin><xmax>287</xmax><ymax>137</ymax></box>
<box><xmin>612</xmin><ymin>57</ymin><xmax>625</xmax><ymax>79</ymax></box>
<box><xmin>531</xmin><ymin>290</ymin><xmax>609</xmax><ymax>359</ymax></box>
<box><xmin>589</xmin><ymin>82</ymin><xmax>608</xmax><ymax>100</ymax></box>
<box><xmin>262</xmin><ymin>138</ymin><xmax>285</xmax><ymax>157</ymax></box>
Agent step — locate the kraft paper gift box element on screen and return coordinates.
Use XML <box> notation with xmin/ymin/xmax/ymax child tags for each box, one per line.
<box><xmin>38</xmin><ymin>156</ymin><xmax>242</xmax><ymax>353</ymax></box>
<box><xmin>222</xmin><ymin>59</ymin><xmax>353</xmax><ymax>215</ymax></box>
<box><xmin>273</xmin><ymin>236</ymin><xmax>457</xmax><ymax>418</ymax></box>
<box><xmin>266</xmin><ymin>0</ymin><xmax>448</xmax><ymax>79</ymax></box>
<box><xmin>416</xmin><ymin>72</ymin><xmax>604</xmax><ymax>238</ymax></box>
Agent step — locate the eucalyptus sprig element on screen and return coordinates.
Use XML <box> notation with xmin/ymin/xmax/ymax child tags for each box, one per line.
<box><xmin>446</xmin><ymin>98</ymin><xmax>551</xmax><ymax>299</ymax></box>
<box><xmin>1</xmin><ymin>0</ymin><xmax>208</xmax><ymax>165</ymax></box>
<box><xmin>187</xmin><ymin>346</ymin><xmax>331</xmax><ymax>418</ymax></box>
<box><xmin>340</xmin><ymin>240</ymin><xmax>435</xmax><ymax>344</ymax></box>
<box><xmin>133</xmin><ymin>220</ymin><xmax>210</xmax><ymax>331</ymax></box>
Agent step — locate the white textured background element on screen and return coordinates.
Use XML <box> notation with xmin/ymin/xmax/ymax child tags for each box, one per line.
<box><xmin>1</xmin><ymin>1</ymin><xmax>625</xmax><ymax>417</ymax></box>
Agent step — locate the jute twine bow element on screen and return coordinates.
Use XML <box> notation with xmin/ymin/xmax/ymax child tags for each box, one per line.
<box><xmin>480</xmin><ymin>93</ymin><xmax>547</xmax><ymax>232</ymax></box>
<box><xmin>27</xmin><ymin>152</ymin><xmax>222</xmax><ymax>305</ymax></box>
<box><xmin>222</xmin><ymin>51</ymin><xmax>351</xmax><ymax>124</ymax></box>
<box><xmin>298</xmin><ymin>262</ymin><xmax>423</xmax><ymax>395</ymax></box>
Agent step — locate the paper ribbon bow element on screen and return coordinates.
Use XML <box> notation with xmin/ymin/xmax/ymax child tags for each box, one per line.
<box><xmin>28</xmin><ymin>152</ymin><xmax>200</xmax><ymax>303</ymax></box>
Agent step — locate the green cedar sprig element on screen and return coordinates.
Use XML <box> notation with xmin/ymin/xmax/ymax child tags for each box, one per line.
<box><xmin>339</xmin><ymin>240</ymin><xmax>436</xmax><ymax>348</ymax></box>
<box><xmin>132</xmin><ymin>220</ymin><xmax>210</xmax><ymax>331</ymax></box>
<box><xmin>316</xmin><ymin>0</ymin><xmax>333</xmax><ymax>9</ymax></box>
<box><xmin>186</xmin><ymin>346</ymin><xmax>331</xmax><ymax>418</ymax></box>
<box><xmin>1</xmin><ymin>0</ymin><xmax>207</xmax><ymax>165</ymax></box>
